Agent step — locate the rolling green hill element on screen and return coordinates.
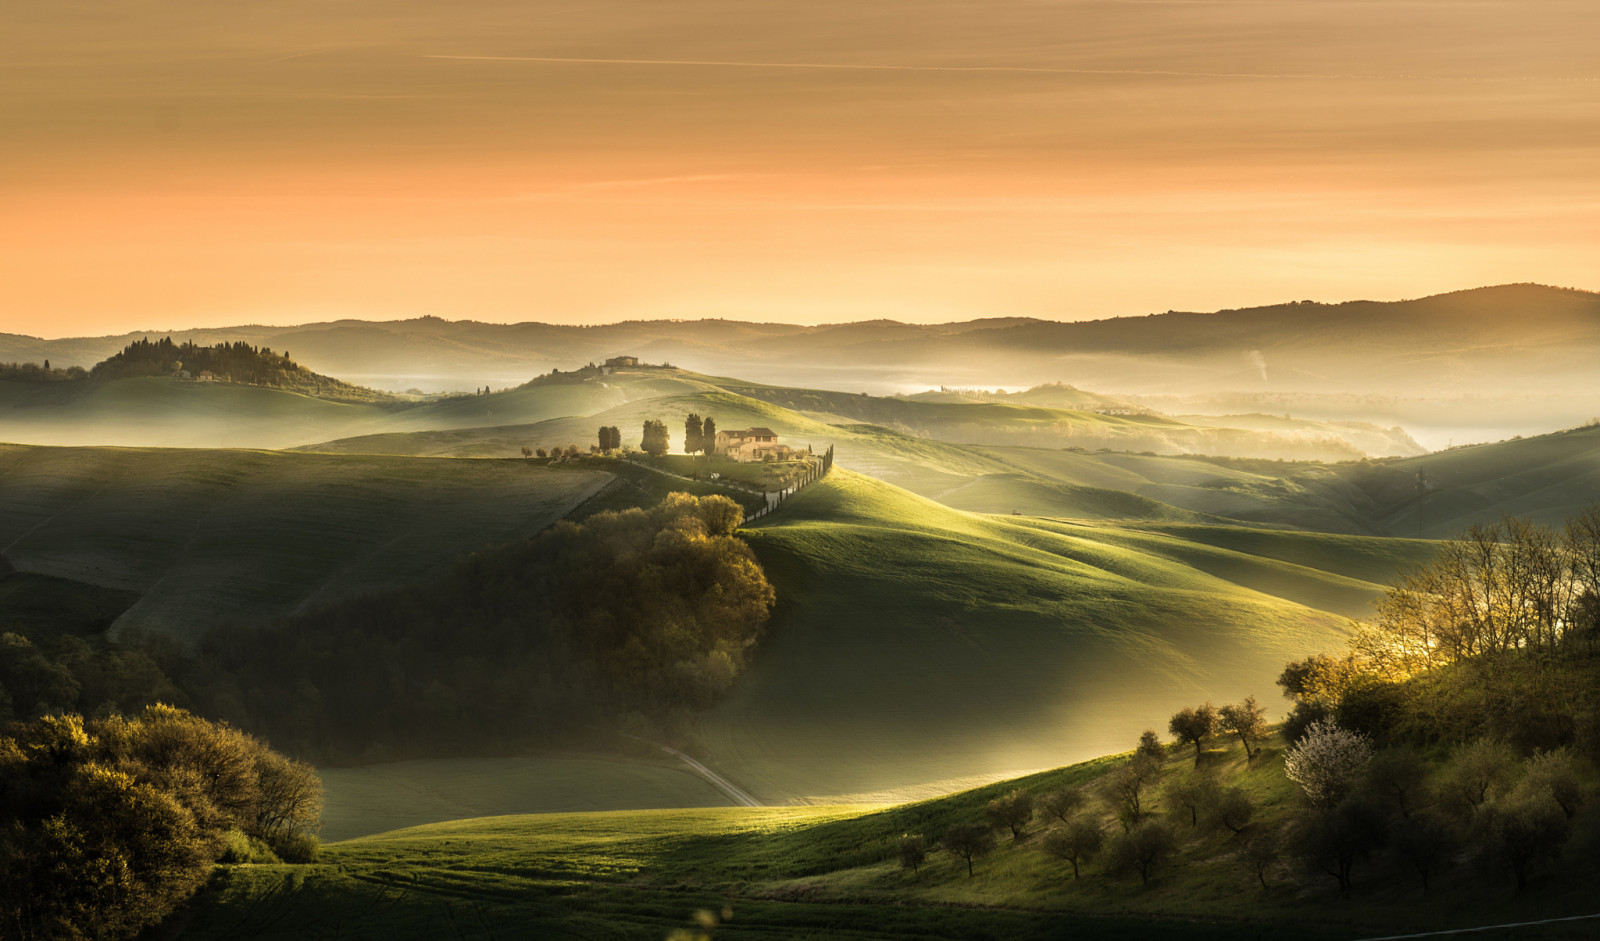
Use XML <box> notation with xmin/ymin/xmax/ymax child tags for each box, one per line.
<box><xmin>318</xmin><ymin>754</ymin><xmax>731</xmax><ymax>842</ymax></box>
<box><xmin>706</xmin><ymin>379</ymin><xmax>1423</xmax><ymax>461</ymax></box>
<box><xmin>0</xmin><ymin>444</ymin><xmax>613</xmax><ymax>645</ymax></box>
<box><xmin>7</xmin><ymin>363</ymin><xmax>1425</xmax><ymax>463</ymax></box>
<box><xmin>180</xmin><ymin>803</ymin><xmax>1322</xmax><ymax>941</ymax></box>
<box><xmin>0</xmin><ymin>377</ymin><xmax>394</xmax><ymax>449</ymax></box>
<box><xmin>0</xmin><ymin>371</ymin><xmax>691</xmax><ymax>451</ymax></box>
<box><xmin>175</xmin><ymin>727</ymin><xmax>1600</xmax><ymax>940</ymax></box>
<box><xmin>697</xmin><ymin>471</ymin><xmax>1435</xmax><ymax>803</ymax></box>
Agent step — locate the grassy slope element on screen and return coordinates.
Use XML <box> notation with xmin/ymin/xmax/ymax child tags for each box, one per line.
<box><xmin>0</xmin><ymin>569</ymin><xmax>140</xmax><ymax>639</ymax></box>
<box><xmin>0</xmin><ymin>377</ymin><xmax>392</xmax><ymax>449</ymax></box>
<box><xmin>0</xmin><ymin>444</ymin><xmax>612</xmax><ymax>646</ymax></box>
<box><xmin>704</xmin><ymin>379</ymin><xmax>1423</xmax><ymax>460</ymax></box>
<box><xmin>178</xmin><ymin>734</ymin><xmax>1598</xmax><ymax>940</ymax></box>
<box><xmin>178</xmin><ymin>806</ymin><xmax>1349</xmax><ymax>941</ymax></box>
<box><xmin>318</xmin><ymin>754</ymin><xmax>731</xmax><ymax>842</ymax></box>
<box><xmin>1340</xmin><ymin>424</ymin><xmax>1600</xmax><ymax>537</ymax></box>
<box><xmin>0</xmin><ymin>371</ymin><xmax>698</xmax><ymax>451</ymax></box>
<box><xmin>699</xmin><ymin>471</ymin><xmax>1433</xmax><ymax>804</ymax></box>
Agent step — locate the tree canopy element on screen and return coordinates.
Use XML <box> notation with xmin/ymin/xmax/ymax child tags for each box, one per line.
<box><xmin>192</xmin><ymin>493</ymin><xmax>772</xmax><ymax>760</ymax></box>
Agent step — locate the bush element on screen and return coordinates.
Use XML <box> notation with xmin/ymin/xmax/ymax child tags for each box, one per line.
<box><xmin>218</xmin><ymin>828</ymin><xmax>281</xmax><ymax>865</ymax></box>
<box><xmin>268</xmin><ymin>830</ymin><xmax>321</xmax><ymax>864</ymax></box>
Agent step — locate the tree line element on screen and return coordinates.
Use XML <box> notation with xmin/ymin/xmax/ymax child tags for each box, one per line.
<box><xmin>0</xmin><ymin>361</ymin><xmax>85</xmax><ymax>383</ymax></box>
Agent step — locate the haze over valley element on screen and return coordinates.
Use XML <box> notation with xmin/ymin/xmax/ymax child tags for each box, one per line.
<box><xmin>7</xmin><ymin>1</ymin><xmax>1600</xmax><ymax>937</ymax></box>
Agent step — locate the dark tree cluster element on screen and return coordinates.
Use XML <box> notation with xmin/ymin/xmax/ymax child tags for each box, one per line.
<box><xmin>1279</xmin><ymin>720</ymin><xmax>1593</xmax><ymax>895</ymax></box>
<box><xmin>92</xmin><ymin>337</ymin><xmax>294</xmax><ymax>384</ymax></box>
<box><xmin>189</xmin><ymin>493</ymin><xmax>773</xmax><ymax>761</ymax></box>
<box><xmin>0</xmin><ymin>361</ymin><xmax>85</xmax><ymax>382</ymax></box>
<box><xmin>84</xmin><ymin>338</ymin><xmax>385</xmax><ymax>403</ymax></box>
<box><xmin>0</xmin><ymin>706</ymin><xmax>321</xmax><ymax>941</ymax></box>
<box><xmin>0</xmin><ymin>630</ymin><xmax>182</xmax><ymax>726</ymax></box>
<box><xmin>597</xmin><ymin>426</ymin><xmax>622</xmax><ymax>451</ymax></box>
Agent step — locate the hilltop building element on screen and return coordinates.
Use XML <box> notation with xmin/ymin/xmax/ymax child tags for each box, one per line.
<box><xmin>715</xmin><ymin>427</ymin><xmax>802</xmax><ymax>462</ymax></box>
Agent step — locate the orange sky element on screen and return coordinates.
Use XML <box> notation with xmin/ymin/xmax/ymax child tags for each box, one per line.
<box><xmin>5</xmin><ymin>1</ymin><xmax>1599</xmax><ymax>336</ymax></box>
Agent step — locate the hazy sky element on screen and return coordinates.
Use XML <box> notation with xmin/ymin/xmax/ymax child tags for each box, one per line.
<box><xmin>5</xmin><ymin>1</ymin><xmax>1598</xmax><ymax>336</ymax></box>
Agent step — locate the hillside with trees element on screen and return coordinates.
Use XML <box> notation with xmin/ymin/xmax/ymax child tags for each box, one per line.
<box><xmin>187</xmin><ymin>494</ymin><xmax>773</xmax><ymax>761</ymax></box>
<box><xmin>88</xmin><ymin>337</ymin><xmax>394</xmax><ymax>405</ymax></box>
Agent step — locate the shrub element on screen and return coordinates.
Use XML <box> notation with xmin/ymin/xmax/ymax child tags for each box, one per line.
<box><xmin>218</xmin><ymin>827</ymin><xmax>281</xmax><ymax>865</ymax></box>
<box><xmin>269</xmin><ymin>830</ymin><xmax>321</xmax><ymax>864</ymax></box>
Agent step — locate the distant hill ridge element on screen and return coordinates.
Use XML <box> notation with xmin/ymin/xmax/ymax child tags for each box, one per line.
<box><xmin>3</xmin><ymin>283</ymin><xmax>1593</xmax><ymax>386</ymax></box>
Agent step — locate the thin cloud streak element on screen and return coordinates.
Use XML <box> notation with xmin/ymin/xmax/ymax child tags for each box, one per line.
<box><xmin>423</xmin><ymin>54</ymin><xmax>1359</xmax><ymax>81</ymax></box>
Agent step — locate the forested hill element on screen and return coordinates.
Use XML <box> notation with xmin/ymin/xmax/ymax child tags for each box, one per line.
<box><xmin>88</xmin><ymin>337</ymin><xmax>395</xmax><ymax>404</ymax></box>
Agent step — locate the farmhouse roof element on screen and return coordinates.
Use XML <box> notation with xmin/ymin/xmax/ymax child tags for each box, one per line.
<box><xmin>745</xmin><ymin>427</ymin><xmax>777</xmax><ymax>437</ymax></box>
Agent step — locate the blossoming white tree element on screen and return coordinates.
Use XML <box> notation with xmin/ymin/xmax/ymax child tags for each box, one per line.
<box><xmin>1284</xmin><ymin>719</ymin><xmax>1374</xmax><ymax>808</ymax></box>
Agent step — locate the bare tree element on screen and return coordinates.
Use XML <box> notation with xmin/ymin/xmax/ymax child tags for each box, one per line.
<box><xmin>1100</xmin><ymin>752</ymin><xmax>1163</xmax><ymax>829</ymax></box>
<box><xmin>1218</xmin><ymin>696</ymin><xmax>1268</xmax><ymax>762</ymax></box>
<box><xmin>1042</xmin><ymin>785</ymin><xmax>1087</xmax><ymax>824</ymax></box>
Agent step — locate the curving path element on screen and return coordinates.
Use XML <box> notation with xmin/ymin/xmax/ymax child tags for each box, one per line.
<box><xmin>654</xmin><ymin>743</ymin><xmax>762</xmax><ymax>808</ymax></box>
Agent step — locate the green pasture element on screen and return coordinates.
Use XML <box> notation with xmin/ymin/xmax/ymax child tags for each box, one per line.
<box><xmin>317</xmin><ymin>754</ymin><xmax>731</xmax><ymax>842</ymax></box>
<box><xmin>179</xmin><ymin>737</ymin><xmax>1599</xmax><ymax>940</ymax></box>
<box><xmin>0</xmin><ymin>444</ymin><xmax>611</xmax><ymax>645</ymax></box>
<box><xmin>701</xmin><ymin>471</ymin><xmax>1396</xmax><ymax>804</ymax></box>
<box><xmin>0</xmin><ymin>376</ymin><xmax>391</xmax><ymax>450</ymax></box>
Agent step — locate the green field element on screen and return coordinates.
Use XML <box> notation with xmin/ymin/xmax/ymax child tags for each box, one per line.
<box><xmin>0</xmin><ymin>371</ymin><xmax>704</xmax><ymax>451</ymax></box>
<box><xmin>0</xmin><ymin>444</ymin><xmax>612</xmax><ymax>645</ymax></box>
<box><xmin>695</xmin><ymin>471</ymin><xmax>1436</xmax><ymax>803</ymax></box>
<box><xmin>708</xmin><ymin>379</ymin><xmax>1424</xmax><ymax>461</ymax></box>
<box><xmin>318</xmin><ymin>754</ymin><xmax>731</xmax><ymax>842</ymax></box>
<box><xmin>5</xmin><ymin>368</ymin><xmax>1422</xmax><ymax>464</ymax></box>
<box><xmin>177</xmin><ymin>736</ymin><xmax>1600</xmax><ymax>940</ymax></box>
